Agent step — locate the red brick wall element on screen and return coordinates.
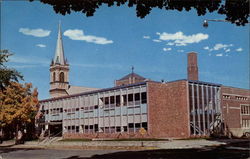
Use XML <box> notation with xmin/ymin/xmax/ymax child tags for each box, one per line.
<box><xmin>221</xmin><ymin>86</ymin><xmax>250</xmax><ymax>129</ymax></box>
<box><xmin>147</xmin><ymin>81</ymin><xmax>190</xmax><ymax>139</ymax></box>
<box><xmin>187</xmin><ymin>52</ymin><xmax>198</xmax><ymax>81</ymax></box>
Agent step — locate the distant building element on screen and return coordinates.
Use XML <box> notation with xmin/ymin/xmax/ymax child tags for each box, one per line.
<box><xmin>37</xmin><ymin>24</ymin><xmax>250</xmax><ymax>139</ymax></box>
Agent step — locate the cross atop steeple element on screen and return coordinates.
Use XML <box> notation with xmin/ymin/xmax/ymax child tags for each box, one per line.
<box><xmin>131</xmin><ymin>66</ymin><xmax>134</xmax><ymax>74</ymax></box>
<box><xmin>53</xmin><ymin>21</ymin><xmax>66</xmax><ymax>65</ymax></box>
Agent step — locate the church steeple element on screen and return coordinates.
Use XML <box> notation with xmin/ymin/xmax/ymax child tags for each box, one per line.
<box><xmin>49</xmin><ymin>22</ymin><xmax>69</xmax><ymax>98</ymax></box>
<box><xmin>53</xmin><ymin>21</ymin><xmax>66</xmax><ymax>65</ymax></box>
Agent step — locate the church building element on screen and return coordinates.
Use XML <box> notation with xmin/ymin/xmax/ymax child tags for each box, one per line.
<box><xmin>37</xmin><ymin>24</ymin><xmax>250</xmax><ymax>139</ymax></box>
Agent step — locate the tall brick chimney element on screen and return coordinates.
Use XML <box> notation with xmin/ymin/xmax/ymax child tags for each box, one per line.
<box><xmin>187</xmin><ymin>52</ymin><xmax>198</xmax><ymax>81</ymax></box>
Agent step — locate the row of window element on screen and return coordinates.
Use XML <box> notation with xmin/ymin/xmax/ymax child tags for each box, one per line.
<box><xmin>44</xmin><ymin>103</ymin><xmax>146</xmax><ymax>115</ymax></box>
<box><xmin>42</xmin><ymin>92</ymin><xmax>147</xmax><ymax>114</ymax></box>
<box><xmin>100</xmin><ymin>92</ymin><xmax>147</xmax><ymax>106</ymax></box>
<box><xmin>241</xmin><ymin>105</ymin><xmax>250</xmax><ymax>115</ymax></box>
<box><xmin>242</xmin><ymin>119</ymin><xmax>250</xmax><ymax>128</ymax></box>
<box><xmin>223</xmin><ymin>95</ymin><xmax>248</xmax><ymax>101</ymax></box>
<box><xmin>64</xmin><ymin>122</ymin><xmax>148</xmax><ymax>133</ymax></box>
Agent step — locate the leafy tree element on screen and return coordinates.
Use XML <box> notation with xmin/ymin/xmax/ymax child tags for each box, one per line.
<box><xmin>0</xmin><ymin>50</ymin><xmax>23</xmax><ymax>90</ymax></box>
<box><xmin>0</xmin><ymin>82</ymin><xmax>38</xmax><ymax>142</ymax></box>
<box><xmin>30</xmin><ymin>0</ymin><xmax>249</xmax><ymax>26</ymax></box>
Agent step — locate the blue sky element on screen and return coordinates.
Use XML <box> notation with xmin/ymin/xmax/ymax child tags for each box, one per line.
<box><xmin>1</xmin><ymin>1</ymin><xmax>249</xmax><ymax>99</ymax></box>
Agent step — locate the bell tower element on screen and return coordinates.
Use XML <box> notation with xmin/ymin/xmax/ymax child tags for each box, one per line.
<box><xmin>49</xmin><ymin>22</ymin><xmax>69</xmax><ymax>98</ymax></box>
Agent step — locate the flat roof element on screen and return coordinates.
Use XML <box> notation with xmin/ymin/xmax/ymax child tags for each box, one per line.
<box><xmin>40</xmin><ymin>79</ymin><xmax>224</xmax><ymax>103</ymax></box>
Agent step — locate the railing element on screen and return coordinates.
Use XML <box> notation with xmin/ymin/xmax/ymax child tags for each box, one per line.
<box><xmin>190</xmin><ymin>122</ymin><xmax>204</xmax><ymax>135</ymax></box>
<box><xmin>209</xmin><ymin>113</ymin><xmax>222</xmax><ymax>135</ymax></box>
<box><xmin>39</xmin><ymin>130</ymin><xmax>62</xmax><ymax>144</ymax></box>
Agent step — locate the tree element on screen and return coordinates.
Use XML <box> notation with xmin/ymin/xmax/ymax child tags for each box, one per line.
<box><xmin>30</xmin><ymin>0</ymin><xmax>249</xmax><ymax>26</ymax></box>
<box><xmin>0</xmin><ymin>50</ymin><xmax>23</xmax><ymax>90</ymax></box>
<box><xmin>0</xmin><ymin>82</ymin><xmax>38</xmax><ymax>143</ymax></box>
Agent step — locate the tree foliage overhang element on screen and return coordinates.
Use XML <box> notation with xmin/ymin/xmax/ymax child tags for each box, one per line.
<box><xmin>30</xmin><ymin>0</ymin><xmax>249</xmax><ymax>26</ymax></box>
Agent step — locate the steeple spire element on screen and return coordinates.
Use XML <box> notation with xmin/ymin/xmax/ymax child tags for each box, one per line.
<box><xmin>54</xmin><ymin>21</ymin><xmax>66</xmax><ymax>65</ymax></box>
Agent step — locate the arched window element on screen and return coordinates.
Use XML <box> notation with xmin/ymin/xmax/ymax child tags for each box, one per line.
<box><xmin>59</xmin><ymin>72</ymin><xmax>64</xmax><ymax>82</ymax></box>
<box><xmin>53</xmin><ymin>72</ymin><xmax>56</xmax><ymax>82</ymax></box>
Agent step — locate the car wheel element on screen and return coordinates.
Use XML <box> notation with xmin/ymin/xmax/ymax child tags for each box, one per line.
<box><xmin>244</xmin><ymin>132</ymin><xmax>250</xmax><ymax>138</ymax></box>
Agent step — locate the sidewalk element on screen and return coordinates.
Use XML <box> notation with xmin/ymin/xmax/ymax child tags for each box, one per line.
<box><xmin>0</xmin><ymin>139</ymin><xmax>230</xmax><ymax>150</ymax></box>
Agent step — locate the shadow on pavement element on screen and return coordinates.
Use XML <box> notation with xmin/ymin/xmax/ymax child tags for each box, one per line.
<box><xmin>61</xmin><ymin>146</ymin><xmax>249</xmax><ymax>159</ymax></box>
<box><xmin>0</xmin><ymin>146</ymin><xmax>43</xmax><ymax>154</ymax></box>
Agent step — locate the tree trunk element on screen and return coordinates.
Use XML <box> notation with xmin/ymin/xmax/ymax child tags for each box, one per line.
<box><xmin>15</xmin><ymin>123</ymin><xmax>19</xmax><ymax>144</ymax></box>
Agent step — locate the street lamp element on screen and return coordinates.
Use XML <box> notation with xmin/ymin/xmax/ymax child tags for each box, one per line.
<box><xmin>203</xmin><ymin>19</ymin><xmax>230</xmax><ymax>28</ymax></box>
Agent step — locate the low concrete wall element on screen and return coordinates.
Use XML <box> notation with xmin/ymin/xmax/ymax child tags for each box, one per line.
<box><xmin>24</xmin><ymin>139</ymin><xmax>226</xmax><ymax>149</ymax></box>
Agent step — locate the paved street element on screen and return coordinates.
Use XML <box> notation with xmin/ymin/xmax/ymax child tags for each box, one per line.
<box><xmin>0</xmin><ymin>148</ymin><xmax>123</xmax><ymax>159</ymax></box>
<box><xmin>0</xmin><ymin>139</ymin><xmax>249</xmax><ymax>159</ymax></box>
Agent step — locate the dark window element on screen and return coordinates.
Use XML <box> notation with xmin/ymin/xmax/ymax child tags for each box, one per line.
<box><xmin>76</xmin><ymin>126</ymin><xmax>79</xmax><ymax>132</ymax></box>
<box><xmin>141</xmin><ymin>92</ymin><xmax>147</xmax><ymax>104</ymax></box>
<box><xmin>59</xmin><ymin>72</ymin><xmax>64</xmax><ymax>82</ymax></box>
<box><xmin>94</xmin><ymin>124</ymin><xmax>98</xmax><ymax>132</ymax></box>
<box><xmin>72</xmin><ymin>126</ymin><xmax>75</xmax><ymax>130</ymax></box>
<box><xmin>128</xmin><ymin>123</ymin><xmax>134</xmax><ymax>128</ymax></box>
<box><xmin>105</xmin><ymin>97</ymin><xmax>109</xmax><ymax>105</ymax></box>
<box><xmin>135</xmin><ymin>123</ymin><xmax>140</xmax><ymax>128</ymax></box>
<box><xmin>84</xmin><ymin>125</ymin><xmax>88</xmax><ymax>130</ymax></box>
<box><xmin>123</xmin><ymin>126</ymin><xmax>127</xmax><ymax>132</ymax></box>
<box><xmin>142</xmin><ymin>122</ymin><xmax>148</xmax><ymax>130</ymax></box>
<box><xmin>53</xmin><ymin>72</ymin><xmax>56</xmax><ymax>82</ymax></box>
<box><xmin>128</xmin><ymin>94</ymin><xmax>133</xmax><ymax>102</ymax></box>
<box><xmin>135</xmin><ymin>93</ymin><xmax>140</xmax><ymax>101</ymax></box>
<box><xmin>116</xmin><ymin>95</ymin><xmax>120</xmax><ymax>106</ymax></box>
<box><xmin>94</xmin><ymin>105</ymin><xmax>98</xmax><ymax>109</ymax></box>
<box><xmin>110</xmin><ymin>96</ymin><xmax>115</xmax><ymax>104</ymax></box>
<box><xmin>76</xmin><ymin>108</ymin><xmax>79</xmax><ymax>111</ymax></box>
<box><xmin>60</xmin><ymin>108</ymin><xmax>63</xmax><ymax>113</ymax></box>
<box><xmin>89</xmin><ymin>125</ymin><xmax>93</xmax><ymax>129</ymax></box>
<box><xmin>45</xmin><ymin>110</ymin><xmax>49</xmax><ymax>114</ymax></box>
<box><xmin>116</xmin><ymin>127</ymin><xmax>121</xmax><ymax>132</ymax></box>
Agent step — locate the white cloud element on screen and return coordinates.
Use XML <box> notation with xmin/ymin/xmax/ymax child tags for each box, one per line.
<box><xmin>163</xmin><ymin>48</ymin><xmax>172</xmax><ymax>51</ymax></box>
<box><xmin>143</xmin><ymin>36</ymin><xmax>150</xmax><ymax>39</ymax></box>
<box><xmin>216</xmin><ymin>53</ymin><xmax>223</xmax><ymax>57</ymax></box>
<box><xmin>64</xmin><ymin>29</ymin><xmax>113</xmax><ymax>45</ymax></box>
<box><xmin>214</xmin><ymin>44</ymin><xmax>228</xmax><ymax>50</ymax></box>
<box><xmin>177</xmin><ymin>50</ymin><xmax>184</xmax><ymax>52</ymax></box>
<box><xmin>236</xmin><ymin>48</ymin><xmax>243</xmax><ymax>52</ymax></box>
<box><xmin>9</xmin><ymin>56</ymin><xmax>50</xmax><ymax>65</ymax></box>
<box><xmin>153</xmin><ymin>39</ymin><xmax>161</xmax><ymax>42</ymax></box>
<box><xmin>156</xmin><ymin>31</ymin><xmax>208</xmax><ymax>46</ymax></box>
<box><xmin>225</xmin><ymin>49</ymin><xmax>230</xmax><ymax>53</ymax></box>
<box><xmin>210</xmin><ymin>43</ymin><xmax>233</xmax><ymax>51</ymax></box>
<box><xmin>36</xmin><ymin>44</ymin><xmax>46</xmax><ymax>48</ymax></box>
<box><xmin>19</xmin><ymin>28</ymin><xmax>51</xmax><ymax>37</ymax></box>
<box><xmin>9</xmin><ymin>65</ymin><xmax>46</xmax><ymax>69</ymax></box>
<box><xmin>175</xmin><ymin>43</ymin><xmax>187</xmax><ymax>46</ymax></box>
<box><xmin>204</xmin><ymin>46</ymin><xmax>209</xmax><ymax>50</ymax></box>
<box><xmin>166</xmin><ymin>42</ymin><xmax>175</xmax><ymax>46</ymax></box>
